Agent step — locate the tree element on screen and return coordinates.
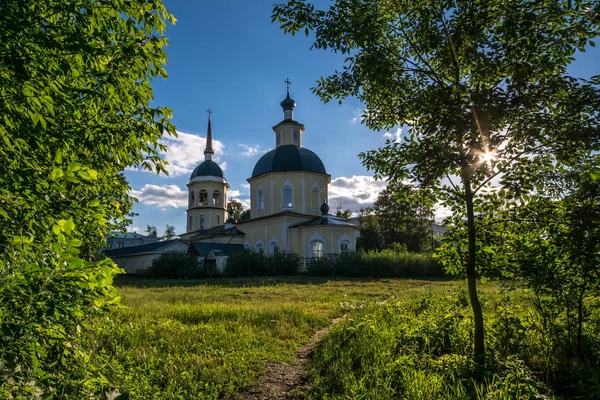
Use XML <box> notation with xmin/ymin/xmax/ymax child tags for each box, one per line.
<box><xmin>0</xmin><ymin>0</ymin><xmax>175</xmax><ymax>395</ymax></box>
<box><xmin>162</xmin><ymin>224</ymin><xmax>177</xmax><ymax>240</ymax></box>
<box><xmin>227</xmin><ymin>199</ymin><xmax>245</xmax><ymax>222</ymax></box>
<box><xmin>373</xmin><ymin>182</ymin><xmax>434</xmax><ymax>252</ymax></box>
<box><xmin>335</xmin><ymin>205</ymin><xmax>352</xmax><ymax>221</ymax></box>
<box><xmin>509</xmin><ymin>163</ymin><xmax>600</xmax><ymax>359</ymax></box>
<box><xmin>239</xmin><ymin>209</ymin><xmax>251</xmax><ymax>222</ymax></box>
<box><xmin>146</xmin><ymin>225</ymin><xmax>158</xmax><ymax>238</ymax></box>
<box><xmin>272</xmin><ymin>0</ymin><xmax>600</xmax><ymax>368</ymax></box>
<box><xmin>356</xmin><ymin>207</ymin><xmax>382</xmax><ymax>252</ymax></box>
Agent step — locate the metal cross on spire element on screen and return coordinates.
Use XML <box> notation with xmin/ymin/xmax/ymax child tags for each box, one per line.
<box><xmin>207</xmin><ymin>108</ymin><xmax>213</xmax><ymax>118</ymax></box>
<box><xmin>284</xmin><ymin>78</ymin><xmax>292</xmax><ymax>93</ymax></box>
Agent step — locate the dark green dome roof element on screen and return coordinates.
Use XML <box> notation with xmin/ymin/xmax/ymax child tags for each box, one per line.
<box><xmin>190</xmin><ymin>160</ymin><xmax>224</xmax><ymax>179</ymax></box>
<box><xmin>280</xmin><ymin>93</ymin><xmax>296</xmax><ymax>110</ymax></box>
<box><xmin>251</xmin><ymin>145</ymin><xmax>327</xmax><ymax>178</ymax></box>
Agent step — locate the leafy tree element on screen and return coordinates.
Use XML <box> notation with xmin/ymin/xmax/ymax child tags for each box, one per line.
<box><xmin>356</xmin><ymin>207</ymin><xmax>382</xmax><ymax>252</ymax></box>
<box><xmin>162</xmin><ymin>224</ymin><xmax>177</xmax><ymax>240</ymax></box>
<box><xmin>239</xmin><ymin>209</ymin><xmax>251</xmax><ymax>222</ymax></box>
<box><xmin>0</xmin><ymin>0</ymin><xmax>175</xmax><ymax>396</ymax></box>
<box><xmin>335</xmin><ymin>205</ymin><xmax>352</xmax><ymax>221</ymax></box>
<box><xmin>227</xmin><ymin>199</ymin><xmax>245</xmax><ymax>222</ymax></box>
<box><xmin>509</xmin><ymin>163</ymin><xmax>600</xmax><ymax>359</ymax></box>
<box><xmin>146</xmin><ymin>224</ymin><xmax>158</xmax><ymax>238</ymax></box>
<box><xmin>272</xmin><ymin>0</ymin><xmax>600</xmax><ymax>368</ymax></box>
<box><xmin>373</xmin><ymin>182</ymin><xmax>434</xmax><ymax>252</ymax></box>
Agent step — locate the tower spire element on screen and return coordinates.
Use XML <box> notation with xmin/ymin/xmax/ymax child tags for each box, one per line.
<box><xmin>280</xmin><ymin>79</ymin><xmax>296</xmax><ymax>120</ymax></box>
<box><xmin>204</xmin><ymin>109</ymin><xmax>214</xmax><ymax>161</ymax></box>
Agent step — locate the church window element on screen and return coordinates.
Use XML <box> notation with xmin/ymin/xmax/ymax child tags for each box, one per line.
<box><xmin>293</xmin><ymin>132</ymin><xmax>298</xmax><ymax>143</ymax></box>
<box><xmin>188</xmin><ymin>216</ymin><xmax>192</xmax><ymax>231</ymax></box>
<box><xmin>340</xmin><ymin>241</ymin><xmax>350</xmax><ymax>252</ymax></box>
<box><xmin>199</xmin><ymin>190</ymin><xmax>208</xmax><ymax>206</ymax></box>
<box><xmin>283</xmin><ymin>188</ymin><xmax>292</xmax><ymax>208</ymax></box>
<box><xmin>311</xmin><ymin>187</ymin><xmax>319</xmax><ymax>210</ymax></box>
<box><xmin>276</xmin><ymin>133</ymin><xmax>281</xmax><ymax>145</ymax></box>
<box><xmin>281</xmin><ymin>182</ymin><xmax>294</xmax><ymax>209</ymax></box>
<box><xmin>255</xmin><ymin>243</ymin><xmax>264</xmax><ymax>254</ymax></box>
<box><xmin>257</xmin><ymin>189</ymin><xmax>265</xmax><ymax>210</ymax></box>
<box><xmin>216</xmin><ymin>214</ymin><xmax>220</xmax><ymax>225</ymax></box>
<box><xmin>200</xmin><ymin>214</ymin><xmax>205</xmax><ymax>229</ymax></box>
<box><xmin>311</xmin><ymin>241</ymin><xmax>324</xmax><ymax>258</ymax></box>
<box><xmin>190</xmin><ymin>191</ymin><xmax>195</xmax><ymax>207</ymax></box>
<box><xmin>213</xmin><ymin>190</ymin><xmax>221</xmax><ymax>206</ymax></box>
<box><xmin>269</xmin><ymin>240</ymin><xmax>279</xmax><ymax>254</ymax></box>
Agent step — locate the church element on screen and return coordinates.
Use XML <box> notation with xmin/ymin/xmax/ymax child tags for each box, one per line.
<box><xmin>179</xmin><ymin>86</ymin><xmax>359</xmax><ymax>259</ymax></box>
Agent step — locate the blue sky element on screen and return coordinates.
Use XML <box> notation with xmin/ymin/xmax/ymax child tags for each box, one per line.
<box><xmin>126</xmin><ymin>0</ymin><xmax>600</xmax><ymax>236</ymax></box>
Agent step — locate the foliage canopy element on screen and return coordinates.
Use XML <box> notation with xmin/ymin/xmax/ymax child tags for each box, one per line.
<box><xmin>0</xmin><ymin>0</ymin><xmax>175</xmax><ymax>396</ymax></box>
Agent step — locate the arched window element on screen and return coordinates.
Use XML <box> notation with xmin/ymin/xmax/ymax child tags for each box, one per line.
<box><xmin>200</xmin><ymin>214</ymin><xmax>205</xmax><ymax>229</ymax></box>
<box><xmin>188</xmin><ymin>215</ymin><xmax>193</xmax><ymax>231</ymax></box>
<box><xmin>340</xmin><ymin>241</ymin><xmax>350</xmax><ymax>252</ymax></box>
<box><xmin>283</xmin><ymin>188</ymin><xmax>292</xmax><ymax>208</ymax></box>
<box><xmin>293</xmin><ymin>131</ymin><xmax>298</xmax><ymax>143</ymax></box>
<box><xmin>213</xmin><ymin>190</ymin><xmax>221</xmax><ymax>206</ymax></box>
<box><xmin>257</xmin><ymin>189</ymin><xmax>265</xmax><ymax>211</ymax></box>
<box><xmin>311</xmin><ymin>241</ymin><xmax>324</xmax><ymax>258</ymax></box>
<box><xmin>199</xmin><ymin>190</ymin><xmax>208</xmax><ymax>206</ymax></box>
<box><xmin>281</xmin><ymin>181</ymin><xmax>295</xmax><ymax>209</ymax></box>
<box><xmin>216</xmin><ymin>214</ymin><xmax>220</xmax><ymax>225</ymax></box>
<box><xmin>311</xmin><ymin>187</ymin><xmax>320</xmax><ymax>210</ymax></box>
<box><xmin>276</xmin><ymin>133</ymin><xmax>281</xmax><ymax>145</ymax></box>
<box><xmin>255</xmin><ymin>243</ymin><xmax>264</xmax><ymax>254</ymax></box>
<box><xmin>269</xmin><ymin>239</ymin><xmax>279</xmax><ymax>255</ymax></box>
<box><xmin>189</xmin><ymin>191</ymin><xmax>195</xmax><ymax>207</ymax></box>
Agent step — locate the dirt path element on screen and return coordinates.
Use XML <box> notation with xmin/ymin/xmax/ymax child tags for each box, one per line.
<box><xmin>238</xmin><ymin>317</ymin><xmax>344</xmax><ymax>400</ymax></box>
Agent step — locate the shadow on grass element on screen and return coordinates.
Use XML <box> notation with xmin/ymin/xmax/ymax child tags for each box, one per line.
<box><xmin>114</xmin><ymin>274</ymin><xmax>457</xmax><ymax>289</ymax></box>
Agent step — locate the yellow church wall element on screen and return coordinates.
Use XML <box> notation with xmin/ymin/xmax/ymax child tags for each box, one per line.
<box><xmin>248</xmin><ymin>172</ymin><xmax>330</xmax><ymax>219</ymax></box>
<box><xmin>290</xmin><ymin>226</ymin><xmax>358</xmax><ymax>257</ymax></box>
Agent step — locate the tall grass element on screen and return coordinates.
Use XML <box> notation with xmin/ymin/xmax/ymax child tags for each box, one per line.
<box><xmin>307</xmin><ymin>289</ymin><xmax>600</xmax><ymax>399</ymax></box>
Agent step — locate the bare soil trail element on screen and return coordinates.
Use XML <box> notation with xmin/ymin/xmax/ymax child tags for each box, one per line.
<box><xmin>238</xmin><ymin>317</ymin><xmax>344</xmax><ymax>400</ymax></box>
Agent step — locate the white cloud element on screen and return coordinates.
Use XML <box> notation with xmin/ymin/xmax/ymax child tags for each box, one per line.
<box><xmin>350</xmin><ymin>109</ymin><xmax>363</xmax><ymax>124</ymax></box>
<box><xmin>238</xmin><ymin>144</ymin><xmax>270</xmax><ymax>157</ymax></box>
<box><xmin>383</xmin><ymin>127</ymin><xmax>402</xmax><ymax>143</ymax></box>
<box><xmin>128</xmin><ymin>130</ymin><xmax>225</xmax><ymax>177</ymax></box>
<box><xmin>241</xmin><ymin>183</ymin><xmax>250</xmax><ymax>189</ymax></box>
<box><xmin>237</xmin><ymin>198</ymin><xmax>251</xmax><ymax>210</ymax></box>
<box><xmin>129</xmin><ymin>184</ymin><xmax>187</xmax><ymax>209</ymax></box>
<box><xmin>328</xmin><ymin>175</ymin><xmax>388</xmax><ymax>212</ymax></box>
<box><xmin>127</xmin><ymin>226</ymin><xmax>142</xmax><ymax>233</ymax></box>
<box><xmin>228</xmin><ymin>189</ymin><xmax>242</xmax><ymax>198</ymax></box>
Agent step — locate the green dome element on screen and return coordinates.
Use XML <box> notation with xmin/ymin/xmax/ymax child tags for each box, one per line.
<box><xmin>280</xmin><ymin>93</ymin><xmax>296</xmax><ymax>110</ymax></box>
<box><xmin>251</xmin><ymin>145</ymin><xmax>327</xmax><ymax>178</ymax></box>
<box><xmin>190</xmin><ymin>160</ymin><xmax>224</xmax><ymax>179</ymax></box>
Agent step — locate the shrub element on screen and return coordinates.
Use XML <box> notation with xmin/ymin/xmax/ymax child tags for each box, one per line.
<box><xmin>143</xmin><ymin>252</ymin><xmax>205</xmax><ymax>279</ymax></box>
<box><xmin>224</xmin><ymin>251</ymin><xmax>301</xmax><ymax>277</ymax></box>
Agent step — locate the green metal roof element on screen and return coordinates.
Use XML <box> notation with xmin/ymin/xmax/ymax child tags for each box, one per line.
<box><xmin>290</xmin><ymin>215</ymin><xmax>359</xmax><ymax>228</ymax></box>
<box><xmin>189</xmin><ymin>225</ymin><xmax>245</xmax><ymax>240</ymax></box>
<box><xmin>190</xmin><ymin>160</ymin><xmax>224</xmax><ymax>179</ymax></box>
<box><xmin>189</xmin><ymin>242</ymin><xmax>245</xmax><ymax>257</ymax></box>
<box><xmin>103</xmin><ymin>239</ymin><xmax>185</xmax><ymax>257</ymax></box>
<box><xmin>251</xmin><ymin>145</ymin><xmax>328</xmax><ymax>178</ymax></box>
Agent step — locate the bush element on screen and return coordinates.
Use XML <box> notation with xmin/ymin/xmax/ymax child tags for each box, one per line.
<box><xmin>143</xmin><ymin>252</ymin><xmax>205</xmax><ymax>279</ymax></box>
<box><xmin>224</xmin><ymin>251</ymin><xmax>300</xmax><ymax>277</ymax></box>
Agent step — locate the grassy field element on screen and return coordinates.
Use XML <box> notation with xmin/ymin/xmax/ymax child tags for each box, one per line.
<box><xmin>84</xmin><ymin>277</ymin><xmax>600</xmax><ymax>399</ymax></box>
<box><xmin>83</xmin><ymin>277</ymin><xmax>465</xmax><ymax>399</ymax></box>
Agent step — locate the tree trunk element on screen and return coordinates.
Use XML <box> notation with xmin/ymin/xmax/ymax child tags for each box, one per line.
<box><xmin>463</xmin><ymin>176</ymin><xmax>486</xmax><ymax>371</ymax></box>
<box><xmin>576</xmin><ymin>287</ymin><xmax>585</xmax><ymax>357</ymax></box>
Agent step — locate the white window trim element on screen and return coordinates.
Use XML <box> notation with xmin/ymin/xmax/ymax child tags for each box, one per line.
<box><xmin>256</xmin><ymin>185</ymin><xmax>265</xmax><ymax>211</ymax></box>
<box><xmin>254</xmin><ymin>238</ymin><xmax>264</xmax><ymax>254</ymax></box>
<box><xmin>308</xmin><ymin>232</ymin><xmax>326</xmax><ymax>258</ymax></box>
<box><xmin>310</xmin><ymin>182</ymin><xmax>321</xmax><ymax>211</ymax></box>
<box><xmin>269</xmin><ymin>236</ymin><xmax>279</xmax><ymax>255</ymax></box>
<box><xmin>337</xmin><ymin>232</ymin><xmax>352</xmax><ymax>252</ymax></box>
<box><xmin>280</xmin><ymin>180</ymin><xmax>295</xmax><ymax>210</ymax></box>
